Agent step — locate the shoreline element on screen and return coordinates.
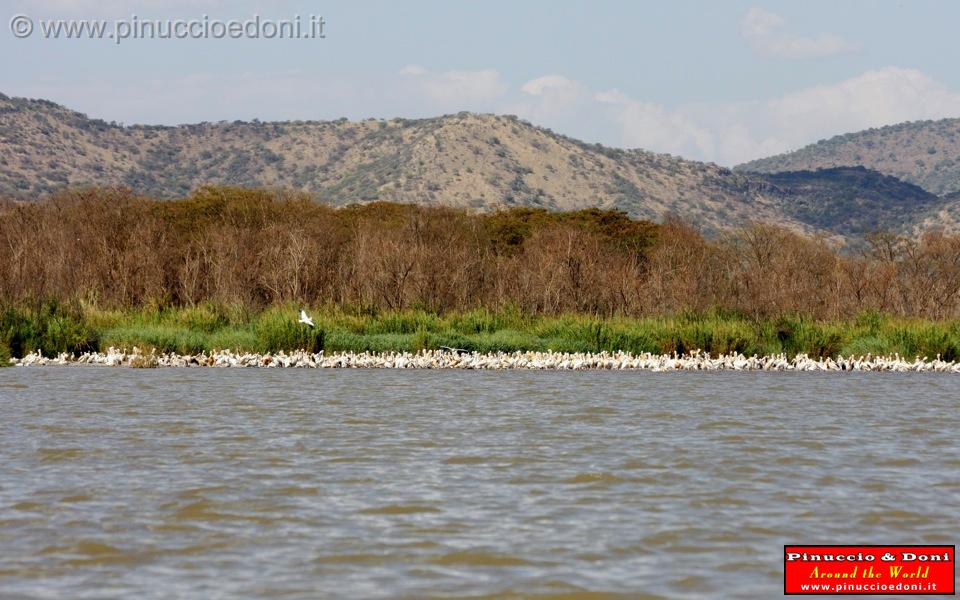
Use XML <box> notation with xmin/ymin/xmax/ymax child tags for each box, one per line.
<box><xmin>7</xmin><ymin>305</ymin><xmax>960</xmax><ymax>366</ymax></box>
<box><xmin>10</xmin><ymin>348</ymin><xmax>960</xmax><ymax>372</ymax></box>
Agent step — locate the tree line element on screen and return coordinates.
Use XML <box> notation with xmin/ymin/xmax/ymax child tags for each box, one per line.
<box><xmin>3</xmin><ymin>186</ymin><xmax>960</xmax><ymax>320</ymax></box>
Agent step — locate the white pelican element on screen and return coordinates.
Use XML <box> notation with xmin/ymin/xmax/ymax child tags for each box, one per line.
<box><xmin>439</xmin><ymin>345</ymin><xmax>469</xmax><ymax>355</ymax></box>
<box><xmin>299</xmin><ymin>309</ymin><xmax>315</xmax><ymax>328</ymax></box>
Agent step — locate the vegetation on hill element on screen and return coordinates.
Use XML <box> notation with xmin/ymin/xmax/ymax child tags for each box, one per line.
<box><xmin>0</xmin><ymin>93</ymin><xmax>791</xmax><ymax>234</ymax></box>
<box><xmin>755</xmin><ymin>166</ymin><xmax>948</xmax><ymax>236</ymax></box>
<box><xmin>4</xmin><ymin>91</ymin><xmax>960</xmax><ymax>242</ymax></box>
<box><xmin>737</xmin><ymin>117</ymin><xmax>960</xmax><ymax>197</ymax></box>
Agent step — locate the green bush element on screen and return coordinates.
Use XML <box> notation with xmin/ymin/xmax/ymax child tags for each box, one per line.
<box><xmin>470</xmin><ymin>330</ymin><xmax>542</xmax><ymax>353</ymax></box>
<box><xmin>410</xmin><ymin>328</ymin><xmax>434</xmax><ymax>352</ymax></box>
<box><xmin>100</xmin><ymin>325</ymin><xmax>206</xmax><ymax>354</ymax></box>
<box><xmin>208</xmin><ymin>329</ymin><xmax>260</xmax><ymax>353</ymax></box>
<box><xmin>0</xmin><ymin>301</ymin><xmax>99</xmax><ymax>357</ymax></box>
<box><xmin>366</xmin><ymin>311</ymin><xmax>440</xmax><ymax>335</ymax></box>
<box><xmin>771</xmin><ymin>316</ymin><xmax>846</xmax><ymax>358</ymax></box>
<box><xmin>256</xmin><ymin>317</ymin><xmax>324</xmax><ymax>353</ymax></box>
<box><xmin>324</xmin><ymin>331</ymin><xmax>409</xmax><ymax>353</ymax></box>
<box><xmin>447</xmin><ymin>308</ymin><xmax>505</xmax><ymax>335</ymax></box>
<box><xmin>840</xmin><ymin>335</ymin><xmax>890</xmax><ymax>357</ymax></box>
<box><xmin>169</xmin><ymin>304</ymin><xmax>231</xmax><ymax>332</ymax></box>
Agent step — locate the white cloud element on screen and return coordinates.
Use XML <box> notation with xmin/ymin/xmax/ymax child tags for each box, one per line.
<box><xmin>520</xmin><ymin>75</ymin><xmax>578</xmax><ymax>96</ymax></box>
<box><xmin>742</xmin><ymin>7</ymin><xmax>859</xmax><ymax>59</ymax></box>
<box><xmin>510</xmin><ymin>67</ymin><xmax>960</xmax><ymax>165</ymax></box>
<box><xmin>768</xmin><ymin>67</ymin><xmax>960</xmax><ymax>136</ymax></box>
<box><xmin>398</xmin><ymin>64</ymin><xmax>427</xmax><ymax>77</ymax></box>
<box><xmin>593</xmin><ymin>89</ymin><xmax>716</xmax><ymax>159</ymax></box>
<box><xmin>692</xmin><ymin>66</ymin><xmax>960</xmax><ymax>164</ymax></box>
<box><xmin>398</xmin><ymin>65</ymin><xmax>507</xmax><ymax>109</ymax></box>
<box><xmin>593</xmin><ymin>89</ymin><xmax>628</xmax><ymax>104</ymax></box>
<box><xmin>508</xmin><ymin>75</ymin><xmax>589</xmax><ymax>125</ymax></box>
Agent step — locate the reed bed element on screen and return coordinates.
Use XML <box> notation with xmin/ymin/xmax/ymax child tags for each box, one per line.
<box><xmin>4</xmin><ymin>302</ymin><xmax>960</xmax><ymax>362</ymax></box>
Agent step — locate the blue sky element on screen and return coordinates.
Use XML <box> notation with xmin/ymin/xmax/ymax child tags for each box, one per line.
<box><xmin>3</xmin><ymin>0</ymin><xmax>959</xmax><ymax>165</ymax></box>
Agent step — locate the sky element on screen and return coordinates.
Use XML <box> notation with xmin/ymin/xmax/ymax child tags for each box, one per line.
<box><xmin>3</xmin><ymin>0</ymin><xmax>960</xmax><ymax>166</ymax></box>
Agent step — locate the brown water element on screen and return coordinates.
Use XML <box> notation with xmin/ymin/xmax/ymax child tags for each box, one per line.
<box><xmin>1</xmin><ymin>368</ymin><xmax>957</xmax><ymax>599</ymax></box>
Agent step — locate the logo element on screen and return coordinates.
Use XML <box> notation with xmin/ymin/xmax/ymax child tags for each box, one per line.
<box><xmin>785</xmin><ymin>545</ymin><xmax>955</xmax><ymax>595</ymax></box>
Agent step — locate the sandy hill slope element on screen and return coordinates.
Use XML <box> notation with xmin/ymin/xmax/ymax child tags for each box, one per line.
<box><xmin>3</xmin><ymin>92</ymin><xmax>959</xmax><ymax>238</ymax></box>
<box><xmin>0</xmin><ymin>93</ymin><xmax>807</xmax><ymax>234</ymax></box>
<box><xmin>737</xmin><ymin>118</ymin><xmax>960</xmax><ymax>197</ymax></box>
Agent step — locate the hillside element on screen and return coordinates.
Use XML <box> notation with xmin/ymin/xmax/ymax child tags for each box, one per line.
<box><xmin>3</xmin><ymin>92</ymin><xmax>960</xmax><ymax>239</ymax></box>
<box><xmin>737</xmin><ymin>118</ymin><xmax>960</xmax><ymax>196</ymax></box>
<box><xmin>756</xmin><ymin>166</ymin><xmax>949</xmax><ymax>236</ymax></box>
<box><xmin>0</xmin><ymin>92</ymin><xmax>814</xmax><ymax>235</ymax></box>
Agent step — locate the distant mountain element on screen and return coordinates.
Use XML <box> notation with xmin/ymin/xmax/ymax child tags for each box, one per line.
<box><xmin>0</xmin><ymin>93</ymin><xmax>799</xmax><ymax>234</ymax></box>
<box><xmin>753</xmin><ymin>166</ymin><xmax>949</xmax><ymax>237</ymax></box>
<box><xmin>737</xmin><ymin>118</ymin><xmax>960</xmax><ymax>197</ymax></box>
<box><xmin>2</xmin><ymin>92</ymin><xmax>959</xmax><ymax>239</ymax></box>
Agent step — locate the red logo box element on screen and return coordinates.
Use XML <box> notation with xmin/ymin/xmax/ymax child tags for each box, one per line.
<box><xmin>785</xmin><ymin>545</ymin><xmax>955</xmax><ymax>595</ymax></box>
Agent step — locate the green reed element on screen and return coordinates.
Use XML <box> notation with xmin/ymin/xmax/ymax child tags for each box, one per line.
<box><xmin>4</xmin><ymin>301</ymin><xmax>960</xmax><ymax>360</ymax></box>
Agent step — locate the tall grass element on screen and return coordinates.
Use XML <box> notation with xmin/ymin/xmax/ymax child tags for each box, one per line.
<box><xmin>0</xmin><ymin>300</ymin><xmax>100</xmax><ymax>357</ymax></box>
<box><xmin>4</xmin><ymin>301</ymin><xmax>960</xmax><ymax>360</ymax></box>
<box><xmin>254</xmin><ymin>308</ymin><xmax>325</xmax><ymax>353</ymax></box>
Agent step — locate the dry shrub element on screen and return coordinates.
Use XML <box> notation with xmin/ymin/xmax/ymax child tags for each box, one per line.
<box><xmin>4</xmin><ymin>187</ymin><xmax>960</xmax><ymax>320</ymax></box>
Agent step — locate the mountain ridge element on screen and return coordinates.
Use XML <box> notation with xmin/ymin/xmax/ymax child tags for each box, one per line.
<box><xmin>736</xmin><ymin>117</ymin><xmax>960</xmax><ymax>197</ymax></box>
<box><xmin>3</xmin><ymin>92</ymin><xmax>960</xmax><ymax>239</ymax></box>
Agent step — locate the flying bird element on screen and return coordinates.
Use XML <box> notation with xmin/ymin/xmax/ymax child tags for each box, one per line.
<box><xmin>440</xmin><ymin>345</ymin><xmax>469</xmax><ymax>355</ymax></box>
<box><xmin>299</xmin><ymin>309</ymin><xmax>315</xmax><ymax>328</ymax></box>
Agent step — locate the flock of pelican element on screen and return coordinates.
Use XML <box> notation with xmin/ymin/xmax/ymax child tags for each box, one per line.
<box><xmin>11</xmin><ymin>348</ymin><xmax>960</xmax><ymax>372</ymax></box>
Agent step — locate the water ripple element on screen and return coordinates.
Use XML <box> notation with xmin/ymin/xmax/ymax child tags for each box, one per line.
<box><xmin>0</xmin><ymin>369</ymin><xmax>957</xmax><ymax>598</ymax></box>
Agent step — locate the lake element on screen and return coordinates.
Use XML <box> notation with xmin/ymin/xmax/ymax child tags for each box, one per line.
<box><xmin>1</xmin><ymin>368</ymin><xmax>957</xmax><ymax>599</ymax></box>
